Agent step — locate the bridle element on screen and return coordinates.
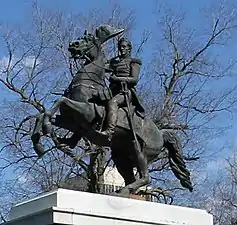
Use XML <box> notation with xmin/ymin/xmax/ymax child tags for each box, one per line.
<box><xmin>69</xmin><ymin>38</ymin><xmax>115</xmax><ymax>75</ymax></box>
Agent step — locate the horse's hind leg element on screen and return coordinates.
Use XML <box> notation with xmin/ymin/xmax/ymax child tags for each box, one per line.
<box><xmin>31</xmin><ymin>114</ymin><xmax>45</xmax><ymax>157</ymax></box>
<box><xmin>119</xmin><ymin>144</ymin><xmax>150</xmax><ymax>195</ymax></box>
<box><xmin>112</xmin><ymin>150</ymin><xmax>136</xmax><ymax>187</ymax></box>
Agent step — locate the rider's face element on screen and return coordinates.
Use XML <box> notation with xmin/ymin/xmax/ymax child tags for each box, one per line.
<box><xmin>118</xmin><ymin>41</ymin><xmax>131</xmax><ymax>58</ymax></box>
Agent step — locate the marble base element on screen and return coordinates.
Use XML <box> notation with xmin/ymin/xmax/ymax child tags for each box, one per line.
<box><xmin>3</xmin><ymin>188</ymin><xmax>213</xmax><ymax>225</ymax></box>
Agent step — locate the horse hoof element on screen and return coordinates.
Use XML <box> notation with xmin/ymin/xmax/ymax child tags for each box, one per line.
<box><xmin>42</xmin><ymin>123</ymin><xmax>52</xmax><ymax>135</ymax></box>
<box><xmin>34</xmin><ymin>144</ymin><xmax>45</xmax><ymax>158</ymax></box>
<box><xmin>112</xmin><ymin>188</ymin><xmax>131</xmax><ymax>198</ymax></box>
<box><xmin>110</xmin><ymin>191</ymin><xmax>129</xmax><ymax>198</ymax></box>
<box><xmin>58</xmin><ymin>143</ymin><xmax>71</xmax><ymax>149</ymax></box>
<box><xmin>31</xmin><ymin>133</ymin><xmax>40</xmax><ymax>143</ymax></box>
<box><xmin>110</xmin><ymin>192</ymin><xmax>120</xmax><ymax>197</ymax></box>
<box><xmin>58</xmin><ymin>137</ymin><xmax>77</xmax><ymax>149</ymax></box>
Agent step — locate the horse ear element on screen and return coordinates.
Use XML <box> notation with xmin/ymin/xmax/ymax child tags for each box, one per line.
<box><xmin>95</xmin><ymin>28</ymin><xmax>100</xmax><ymax>39</ymax></box>
<box><xmin>84</xmin><ymin>30</ymin><xmax>87</xmax><ymax>35</ymax></box>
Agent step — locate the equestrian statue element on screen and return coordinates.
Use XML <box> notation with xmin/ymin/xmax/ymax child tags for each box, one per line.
<box><xmin>31</xmin><ymin>25</ymin><xmax>193</xmax><ymax>196</ymax></box>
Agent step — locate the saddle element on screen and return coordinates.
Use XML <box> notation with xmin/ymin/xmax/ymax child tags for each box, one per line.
<box><xmin>91</xmin><ymin>87</ymin><xmax>145</xmax><ymax>119</ymax></box>
<box><xmin>93</xmin><ymin>103</ymin><xmax>159</xmax><ymax>150</ymax></box>
<box><xmin>93</xmin><ymin>102</ymin><xmax>143</xmax><ymax>135</ymax></box>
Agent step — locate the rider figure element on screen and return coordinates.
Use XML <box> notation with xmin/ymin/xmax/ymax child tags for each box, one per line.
<box><xmin>99</xmin><ymin>38</ymin><xmax>144</xmax><ymax>140</ymax></box>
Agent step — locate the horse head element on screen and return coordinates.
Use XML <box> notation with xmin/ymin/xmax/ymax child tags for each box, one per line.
<box><xmin>68</xmin><ymin>33</ymin><xmax>99</xmax><ymax>61</ymax></box>
<box><xmin>68</xmin><ymin>25</ymin><xmax>124</xmax><ymax>61</ymax></box>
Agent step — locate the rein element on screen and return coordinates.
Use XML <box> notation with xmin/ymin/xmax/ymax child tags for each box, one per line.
<box><xmin>71</xmin><ymin>41</ymin><xmax>115</xmax><ymax>73</ymax></box>
<box><xmin>71</xmin><ymin>83</ymin><xmax>97</xmax><ymax>90</ymax></box>
<box><xmin>70</xmin><ymin>39</ymin><xmax>113</xmax><ymax>92</ymax></box>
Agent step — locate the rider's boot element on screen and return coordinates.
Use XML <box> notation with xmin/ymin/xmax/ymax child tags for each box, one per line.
<box><xmin>99</xmin><ymin>101</ymin><xmax>118</xmax><ymax>141</ymax></box>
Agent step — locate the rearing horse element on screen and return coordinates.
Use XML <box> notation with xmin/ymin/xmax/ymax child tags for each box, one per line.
<box><xmin>31</xmin><ymin>25</ymin><xmax>193</xmax><ymax>196</ymax></box>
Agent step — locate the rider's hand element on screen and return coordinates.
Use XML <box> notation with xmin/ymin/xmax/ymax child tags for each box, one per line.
<box><xmin>105</xmin><ymin>67</ymin><xmax>114</xmax><ymax>73</ymax></box>
<box><xmin>109</xmin><ymin>75</ymin><xmax>118</xmax><ymax>82</ymax></box>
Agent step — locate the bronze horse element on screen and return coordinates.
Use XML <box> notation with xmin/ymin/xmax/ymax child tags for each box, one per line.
<box><xmin>31</xmin><ymin>25</ymin><xmax>193</xmax><ymax>196</ymax></box>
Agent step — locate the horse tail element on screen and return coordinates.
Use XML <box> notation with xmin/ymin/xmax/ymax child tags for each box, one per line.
<box><xmin>162</xmin><ymin>130</ymin><xmax>193</xmax><ymax>192</ymax></box>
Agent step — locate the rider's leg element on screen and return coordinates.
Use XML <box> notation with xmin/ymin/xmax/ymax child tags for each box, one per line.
<box><xmin>100</xmin><ymin>92</ymin><xmax>131</xmax><ymax>140</ymax></box>
<box><xmin>100</xmin><ymin>97</ymin><xmax>119</xmax><ymax>140</ymax></box>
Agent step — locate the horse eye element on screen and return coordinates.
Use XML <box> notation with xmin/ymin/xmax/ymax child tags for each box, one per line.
<box><xmin>74</xmin><ymin>41</ymin><xmax>80</xmax><ymax>46</ymax></box>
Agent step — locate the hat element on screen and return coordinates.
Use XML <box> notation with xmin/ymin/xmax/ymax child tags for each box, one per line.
<box><xmin>95</xmin><ymin>25</ymin><xmax>124</xmax><ymax>43</ymax></box>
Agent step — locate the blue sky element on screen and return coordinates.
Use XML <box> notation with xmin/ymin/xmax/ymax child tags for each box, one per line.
<box><xmin>0</xmin><ymin>0</ymin><xmax>212</xmax><ymax>26</ymax></box>
<box><xmin>0</xmin><ymin>0</ymin><xmax>236</xmax><ymax>173</ymax></box>
<box><xmin>0</xmin><ymin>2</ymin><xmax>236</xmax><ymax>215</ymax></box>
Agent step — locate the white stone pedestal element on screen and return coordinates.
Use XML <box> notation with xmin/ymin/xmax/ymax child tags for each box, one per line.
<box><xmin>3</xmin><ymin>188</ymin><xmax>213</xmax><ymax>225</ymax></box>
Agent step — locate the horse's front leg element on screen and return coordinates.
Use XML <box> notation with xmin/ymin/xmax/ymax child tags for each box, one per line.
<box><xmin>43</xmin><ymin>97</ymin><xmax>65</xmax><ymax>135</ymax></box>
<box><xmin>31</xmin><ymin>114</ymin><xmax>45</xmax><ymax>157</ymax></box>
<box><xmin>56</xmin><ymin>132</ymin><xmax>81</xmax><ymax>149</ymax></box>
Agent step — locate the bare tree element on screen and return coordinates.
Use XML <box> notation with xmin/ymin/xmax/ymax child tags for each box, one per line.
<box><xmin>0</xmin><ymin>1</ymin><xmax>139</xmax><ymax>219</ymax></box>
<box><xmin>137</xmin><ymin>1</ymin><xmax>237</xmax><ymax>198</ymax></box>
<box><xmin>208</xmin><ymin>154</ymin><xmax>237</xmax><ymax>225</ymax></box>
<box><xmin>0</xmin><ymin>0</ymin><xmax>237</xmax><ymax>221</ymax></box>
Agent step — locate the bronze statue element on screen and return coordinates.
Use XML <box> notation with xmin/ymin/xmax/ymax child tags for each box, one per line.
<box><xmin>31</xmin><ymin>25</ymin><xmax>193</xmax><ymax>196</ymax></box>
